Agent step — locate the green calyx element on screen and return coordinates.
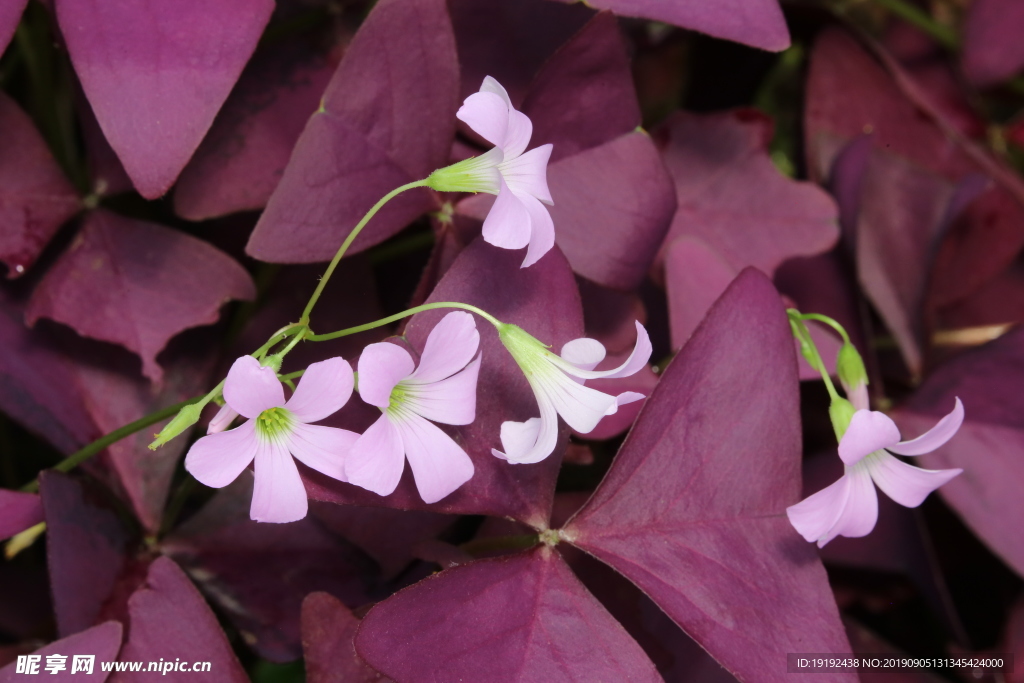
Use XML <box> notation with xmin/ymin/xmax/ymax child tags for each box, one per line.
<box><xmin>426</xmin><ymin>154</ymin><xmax>501</xmax><ymax>194</ymax></box>
<box><xmin>836</xmin><ymin>342</ymin><xmax>868</xmax><ymax>393</ymax></box>
<box><xmin>148</xmin><ymin>403</ymin><xmax>203</xmax><ymax>450</ymax></box>
<box><xmin>829</xmin><ymin>397</ymin><xmax>856</xmax><ymax>442</ymax></box>
<box><xmin>255</xmin><ymin>406</ymin><xmax>294</xmax><ymax>440</ymax></box>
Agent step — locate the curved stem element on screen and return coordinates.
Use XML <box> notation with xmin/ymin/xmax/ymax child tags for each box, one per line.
<box><xmin>301</xmin><ymin>179</ymin><xmax>430</xmax><ymax>322</ymax></box>
<box><xmin>798</xmin><ymin>313</ymin><xmax>852</xmax><ymax>346</ymax></box>
<box><xmin>788</xmin><ymin>311</ymin><xmax>840</xmax><ymax>402</ymax></box>
<box><xmin>307</xmin><ymin>301</ymin><xmax>502</xmax><ymax>342</ymax></box>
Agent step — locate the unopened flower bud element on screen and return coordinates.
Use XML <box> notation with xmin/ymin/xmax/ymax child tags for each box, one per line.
<box><xmin>148</xmin><ymin>402</ymin><xmax>202</xmax><ymax>450</ymax></box>
<box><xmin>828</xmin><ymin>397</ymin><xmax>856</xmax><ymax>442</ymax></box>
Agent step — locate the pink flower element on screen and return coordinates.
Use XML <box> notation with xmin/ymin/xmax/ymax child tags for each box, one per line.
<box><xmin>345</xmin><ymin>312</ymin><xmax>481</xmax><ymax>503</ymax></box>
<box><xmin>207</xmin><ymin>404</ymin><xmax>239</xmax><ymax>434</ymax></box>
<box><xmin>492</xmin><ymin>321</ymin><xmax>652</xmax><ymax>464</ymax></box>
<box><xmin>787</xmin><ymin>399</ymin><xmax>965</xmax><ymax>547</ymax></box>
<box><xmin>185</xmin><ymin>356</ymin><xmax>358</xmax><ymax>523</ymax></box>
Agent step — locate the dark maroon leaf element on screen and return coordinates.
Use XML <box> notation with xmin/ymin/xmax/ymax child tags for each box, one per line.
<box><xmin>54</xmin><ymin>0</ymin><xmax>275</xmax><ymax>198</ymax></box>
<box><xmin>891</xmin><ymin>327</ymin><xmax>1024</xmax><ymax>577</ymax></box>
<box><xmin>0</xmin><ymin>621</ymin><xmax>122</xmax><ymax>682</ymax></box>
<box><xmin>550</xmin><ymin>0</ymin><xmax>789</xmax><ymax>52</ymax></box>
<box><xmin>578</xmin><ymin>278</ymin><xmax>647</xmax><ymax>354</ymax></box>
<box><xmin>1003</xmin><ymin>597</ymin><xmax>1024</xmax><ymax>683</ymax></box>
<box><xmin>301</xmin><ymin>592</ymin><xmax>386</xmax><ymax>683</ymax></box>
<box><xmin>162</xmin><ymin>473</ymin><xmax>376</xmax><ymax>662</ymax></box>
<box><xmin>0</xmin><ymin>92</ymin><xmax>81</xmax><ymax>278</ymax></box>
<box><xmin>78</xmin><ymin>94</ymin><xmax>133</xmax><ymax>199</ymax></box>
<box><xmin>0</xmin><ymin>490</ymin><xmax>43</xmax><ymax>541</ymax></box>
<box><xmin>175</xmin><ymin>44</ymin><xmax>337</xmax><ymax>221</ymax></box>
<box><xmin>303</xmin><ymin>238</ymin><xmax>582</xmax><ymax>527</ymax></box>
<box><xmin>246</xmin><ymin>0</ymin><xmax>458</xmax><ymax>263</ymax></box>
<box><xmin>843</xmin><ymin>620</ymin><xmax>946</xmax><ymax>683</ymax></box>
<box><xmin>26</xmin><ymin>209</ymin><xmax>255</xmax><ymax>383</ymax></box>
<box><xmin>935</xmin><ymin>260</ymin><xmax>1024</xmax><ymax>330</ymax></box>
<box><xmin>112</xmin><ymin>557</ymin><xmax>248</xmax><ymax>682</ymax></box>
<box><xmin>664</xmin><ymin>236</ymin><xmax>736</xmax><ymax>349</ymax></box>
<box><xmin>962</xmin><ymin>0</ymin><xmax>1024</xmax><ymax>87</ymax></box>
<box><xmin>356</xmin><ymin>547</ymin><xmax>661</xmax><ymax>682</ymax></box>
<box><xmin>577</xmin><ymin>363</ymin><xmax>659</xmax><ymax>440</ymax></box>
<box><xmin>563</xmin><ymin>269</ymin><xmax>854</xmax><ymax>682</ymax></box>
<box><xmin>0</xmin><ymin>0</ymin><xmax>27</xmax><ymax>57</ymax></box>
<box><xmin>40</xmin><ymin>471</ymin><xmax>131</xmax><ymax>638</ymax></box>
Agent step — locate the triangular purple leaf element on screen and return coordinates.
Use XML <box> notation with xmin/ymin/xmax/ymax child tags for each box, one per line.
<box><xmin>301</xmin><ymin>592</ymin><xmax>386</xmax><ymax>683</ymax></box>
<box><xmin>0</xmin><ymin>0</ymin><xmax>27</xmax><ymax>57</ymax></box>
<box><xmin>563</xmin><ymin>269</ymin><xmax>854</xmax><ymax>682</ymax></box>
<box><xmin>0</xmin><ymin>621</ymin><xmax>122</xmax><ymax>682</ymax></box>
<box><xmin>962</xmin><ymin>0</ymin><xmax>1024</xmax><ymax>87</ymax></box>
<box><xmin>0</xmin><ymin>490</ymin><xmax>43</xmax><ymax>541</ymax></box>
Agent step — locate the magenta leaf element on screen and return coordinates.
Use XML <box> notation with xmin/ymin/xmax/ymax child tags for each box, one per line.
<box><xmin>550</xmin><ymin>0</ymin><xmax>789</xmax><ymax>52</ymax></box>
<box><xmin>0</xmin><ymin>92</ymin><xmax>81</xmax><ymax>278</ymax></box>
<box><xmin>54</xmin><ymin>0</ymin><xmax>274</xmax><ymax>198</ymax></box>
<box><xmin>245</xmin><ymin>0</ymin><xmax>458</xmax><ymax>263</ymax></box>
<box><xmin>0</xmin><ymin>490</ymin><xmax>43</xmax><ymax>541</ymax></box>
<box><xmin>891</xmin><ymin>327</ymin><xmax>1024</xmax><ymax>577</ymax></box>
<box><xmin>174</xmin><ymin>44</ymin><xmax>337</xmax><ymax>221</ymax></box>
<box><xmin>0</xmin><ymin>621</ymin><xmax>122</xmax><ymax>682</ymax></box>
<box><xmin>161</xmin><ymin>473</ymin><xmax>375</xmax><ymax>662</ymax></box>
<box><xmin>0</xmin><ymin>0</ymin><xmax>27</xmax><ymax>57</ymax></box>
<box><xmin>40</xmin><ymin>471</ymin><xmax>131</xmax><ymax>638</ymax></box>
<box><xmin>962</xmin><ymin>0</ymin><xmax>1024</xmax><ymax>87</ymax></box>
<box><xmin>302</xmin><ymin>238</ymin><xmax>583</xmax><ymax>528</ymax></box>
<box><xmin>113</xmin><ymin>557</ymin><xmax>248</xmax><ymax>681</ymax></box>
<box><xmin>301</xmin><ymin>592</ymin><xmax>385</xmax><ymax>683</ymax></box>
<box><xmin>26</xmin><ymin>209</ymin><xmax>255</xmax><ymax>383</ymax></box>
<box><xmin>355</xmin><ymin>547</ymin><xmax>661</xmax><ymax>682</ymax></box>
<box><xmin>562</xmin><ymin>269</ymin><xmax>854</xmax><ymax>682</ymax></box>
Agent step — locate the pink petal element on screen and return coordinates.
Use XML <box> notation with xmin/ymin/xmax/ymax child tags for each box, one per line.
<box><xmin>393</xmin><ymin>412</ymin><xmax>474</xmax><ymax>504</ymax></box>
<box><xmin>481</xmin><ymin>179</ymin><xmax>532</xmax><ymax>250</ymax></box>
<box><xmin>535</xmin><ymin>368</ymin><xmax>617</xmax><ymax>434</ymax></box>
<box><xmin>491</xmin><ymin>397</ymin><xmax>560</xmax><ymax>465</ymax></box>
<box><xmin>500</xmin><ymin>144</ymin><xmax>552</xmax><ymax>203</ymax></box>
<box><xmin>207</xmin><ymin>404</ymin><xmax>239</xmax><ymax>434</ymax></box>
<box><xmin>612</xmin><ymin>391</ymin><xmax>645</xmax><ymax>412</ymax></box>
<box><xmin>847</xmin><ymin>382</ymin><xmax>870</xmax><ymax>411</ymax></box>
<box><xmin>554</xmin><ymin>322</ymin><xmax>652</xmax><ymax>380</ymax></box>
<box><xmin>786</xmin><ymin>475</ymin><xmax>850</xmax><ymax>545</ymax></box>
<box><xmin>456</xmin><ymin>91</ymin><xmax>509</xmax><ymax>149</ymax></box>
<box><xmin>837</xmin><ymin>409</ymin><xmax>902</xmax><ymax>465</ymax></box>
<box><xmin>519</xmin><ymin>192</ymin><xmax>555</xmax><ymax>268</ymax></box>
<box><xmin>284</xmin><ymin>356</ymin><xmax>355</xmax><ymax>423</ymax></box>
<box><xmin>185</xmin><ymin>420</ymin><xmax>258</xmax><ymax>488</ymax></box>
<box><xmin>560</xmin><ymin>338</ymin><xmax>606</xmax><ymax>372</ymax></box>
<box><xmin>223</xmin><ymin>355</ymin><xmax>284</xmax><ymax>418</ymax></box>
<box><xmin>407</xmin><ymin>311</ymin><xmax>480</xmax><ymax>384</ymax></box>
<box><xmin>287</xmin><ymin>422</ymin><xmax>359</xmax><ymax>482</ymax></box>
<box><xmin>345</xmin><ymin>414</ymin><xmax>406</xmax><ymax>497</ymax></box>
<box><xmin>357</xmin><ymin>342</ymin><xmax>415</xmax><ymax>408</ymax></box>
<box><xmin>887</xmin><ymin>397</ymin><xmax>964</xmax><ymax>456</ymax></box>
<box><xmin>867</xmin><ymin>451</ymin><xmax>962</xmax><ymax>507</ymax></box>
<box><xmin>251</xmin><ymin>438</ymin><xmax>308</xmax><ymax>523</ymax></box>
<box><xmin>491</xmin><ymin>417</ymin><xmax>540</xmax><ymax>462</ymax></box>
<box><xmin>823</xmin><ymin>464</ymin><xmax>879</xmax><ymax>545</ymax></box>
<box><xmin>406</xmin><ymin>355</ymin><xmax>481</xmax><ymax>426</ymax></box>
<box><xmin>501</xmin><ymin>109</ymin><xmax>533</xmax><ymax>159</ymax></box>
<box><xmin>479</xmin><ymin>75</ymin><xmax>513</xmax><ymax>108</ymax></box>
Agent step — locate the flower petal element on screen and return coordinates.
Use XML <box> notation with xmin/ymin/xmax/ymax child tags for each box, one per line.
<box><xmin>823</xmin><ymin>464</ymin><xmax>879</xmax><ymax>544</ymax></box>
<box><xmin>501</xmin><ymin>109</ymin><xmax>533</xmax><ymax>160</ymax></box>
<box><xmin>887</xmin><ymin>397</ymin><xmax>964</xmax><ymax>456</ymax></box>
<box><xmin>491</xmin><ymin>395</ymin><xmax>561</xmax><ymax>465</ymax></box>
<box><xmin>287</xmin><ymin>422</ymin><xmax>359</xmax><ymax>482</ymax></box>
<box><xmin>534</xmin><ymin>367</ymin><xmax>617</xmax><ymax>434</ymax></box>
<box><xmin>867</xmin><ymin>451</ymin><xmax>962</xmax><ymax>507</ymax></box>
<box><xmin>479</xmin><ymin>75</ymin><xmax>513</xmax><ymax>107</ymax></box>
<box><xmin>838</xmin><ymin>409</ymin><xmax>902</xmax><ymax>465</ymax></box>
<box><xmin>185</xmin><ymin>420</ymin><xmax>258</xmax><ymax>488</ymax></box>
<box><xmin>609</xmin><ymin>391</ymin><xmax>645</xmax><ymax>414</ymax></box>
<box><xmin>223</xmin><ymin>355</ymin><xmax>284</xmax><ymax>418</ymax></box>
<box><xmin>393</xmin><ymin>412</ymin><xmax>474</xmax><ymax>504</ymax></box>
<box><xmin>560</xmin><ymin>338</ymin><xmax>606</xmax><ymax>372</ymax></box>
<box><xmin>251</xmin><ymin>438</ymin><xmax>308</xmax><ymax>523</ymax></box>
<box><xmin>786</xmin><ymin>475</ymin><xmax>850</xmax><ymax>545</ymax></box>
<box><xmin>207</xmin><ymin>404</ymin><xmax>239</xmax><ymax>434</ymax></box>
<box><xmin>519</xmin><ymin>192</ymin><xmax>555</xmax><ymax>268</ymax></box>
<box><xmin>553</xmin><ymin>322</ymin><xmax>652</xmax><ymax>380</ymax></box>
<box><xmin>405</xmin><ymin>355</ymin><xmax>481</xmax><ymax>426</ymax></box>
<box><xmin>482</xmin><ymin>178</ymin><xmax>532</xmax><ymax>250</ymax></box>
<box><xmin>345</xmin><ymin>414</ymin><xmax>406</xmax><ymax>497</ymax></box>
<box><xmin>456</xmin><ymin>90</ymin><xmax>509</xmax><ymax>149</ymax></box>
<box><xmin>846</xmin><ymin>382</ymin><xmax>870</xmax><ymax>411</ymax></box>
<box><xmin>285</xmin><ymin>357</ymin><xmax>355</xmax><ymax>423</ymax></box>
<box><xmin>357</xmin><ymin>342</ymin><xmax>415</xmax><ymax>409</ymax></box>
<box><xmin>500</xmin><ymin>144</ymin><xmax>552</xmax><ymax>203</ymax></box>
<box><xmin>407</xmin><ymin>311</ymin><xmax>480</xmax><ymax>385</ymax></box>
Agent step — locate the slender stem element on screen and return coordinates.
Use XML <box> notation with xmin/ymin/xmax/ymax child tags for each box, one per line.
<box><xmin>788</xmin><ymin>311</ymin><xmax>840</xmax><ymax>402</ymax></box>
<box><xmin>252</xmin><ymin>323</ymin><xmax>307</xmax><ymax>360</ymax></box>
<box><xmin>20</xmin><ymin>398</ymin><xmax>199</xmax><ymax>493</ymax></box>
<box><xmin>307</xmin><ymin>302</ymin><xmax>502</xmax><ymax>342</ymax></box>
<box><xmin>301</xmin><ymin>179</ymin><xmax>430</xmax><ymax>321</ymax></box>
<box><xmin>866</xmin><ymin>0</ymin><xmax>958</xmax><ymax>49</ymax></box>
<box><xmin>798</xmin><ymin>313</ymin><xmax>852</xmax><ymax>346</ymax></box>
<box><xmin>279</xmin><ymin>370</ymin><xmax>306</xmax><ymax>381</ymax></box>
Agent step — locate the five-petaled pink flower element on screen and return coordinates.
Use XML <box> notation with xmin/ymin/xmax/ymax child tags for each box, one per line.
<box><xmin>185</xmin><ymin>356</ymin><xmax>358</xmax><ymax>523</ymax></box>
<box><xmin>787</xmin><ymin>399</ymin><xmax>964</xmax><ymax>547</ymax></box>
<box><xmin>492</xmin><ymin>321</ymin><xmax>652</xmax><ymax>464</ymax></box>
<box><xmin>345</xmin><ymin>312</ymin><xmax>481</xmax><ymax>503</ymax></box>
<box><xmin>456</xmin><ymin>76</ymin><xmax>554</xmax><ymax>268</ymax></box>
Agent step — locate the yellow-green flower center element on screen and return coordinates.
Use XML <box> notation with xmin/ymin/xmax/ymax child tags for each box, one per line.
<box><xmin>255</xmin><ymin>406</ymin><xmax>293</xmax><ymax>440</ymax></box>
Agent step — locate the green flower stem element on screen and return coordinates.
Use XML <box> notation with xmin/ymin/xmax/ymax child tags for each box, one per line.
<box><xmin>307</xmin><ymin>302</ymin><xmax>502</xmax><ymax>342</ymax></box>
<box><xmin>787</xmin><ymin>310</ymin><xmax>840</xmax><ymax>402</ymax></box>
<box><xmin>865</xmin><ymin>0</ymin><xmax>958</xmax><ymax>49</ymax></box>
<box><xmin>797</xmin><ymin>313</ymin><xmax>852</xmax><ymax>346</ymax></box>
<box><xmin>20</xmin><ymin>397</ymin><xmax>201</xmax><ymax>494</ymax></box>
<box><xmin>301</xmin><ymin>179</ymin><xmax>431</xmax><ymax>323</ymax></box>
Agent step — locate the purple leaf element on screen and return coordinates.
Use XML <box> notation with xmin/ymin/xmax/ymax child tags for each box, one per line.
<box><xmin>551</xmin><ymin>0</ymin><xmax>789</xmax><ymax>52</ymax></box>
<box><xmin>174</xmin><ymin>44</ymin><xmax>337</xmax><ymax>221</ymax></box>
<box><xmin>302</xmin><ymin>238</ymin><xmax>583</xmax><ymax>528</ymax></box>
<box><xmin>664</xmin><ymin>236</ymin><xmax>736</xmax><ymax>349</ymax></box>
<box><xmin>0</xmin><ymin>621</ymin><xmax>122</xmax><ymax>682</ymax></box>
<box><xmin>355</xmin><ymin>547</ymin><xmax>661</xmax><ymax>682</ymax></box>
<box><xmin>40</xmin><ymin>471</ymin><xmax>131</xmax><ymax>638</ymax></box>
<box><xmin>1003</xmin><ymin>597</ymin><xmax>1024</xmax><ymax>683</ymax></box>
<box><xmin>0</xmin><ymin>92</ymin><xmax>81</xmax><ymax>278</ymax></box>
<box><xmin>246</xmin><ymin>0</ymin><xmax>458</xmax><ymax>263</ymax></box>
<box><xmin>26</xmin><ymin>209</ymin><xmax>255</xmax><ymax>383</ymax></box>
<box><xmin>54</xmin><ymin>0</ymin><xmax>274</xmax><ymax>198</ymax></box>
<box><xmin>891</xmin><ymin>327</ymin><xmax>1024</xmax><ymax>577</ymax></box>
<box><xmin>112</xmin><ymin>557</ymin><xmax>248</xmax><ymax>682</ymax></box>
<box><xmin>0</xmin><ymin>490</ymin><xmax>43</xmax><ymax>541</ymax></box>
<box><xmin>162</xmin><ymin>473</ymin><xmax>376</xmax><ymax>662</ymax></box>
<box><xmin>962</xmin><ymin>0</ymin><xmax>1024</xmax><ymax>87</ymax></box>
<box><xmin>301</xmin><ymin>592</ymin><xmax>386</xmax><ymax>683</ymax></box>
<box><xmin>563</xmin><ymin>269</ymin><xmax>854</xmax><ymax>682</ymax></box>
<box><xmin>0</xmin><ymin>0</ymin><xmax>27</xmax><ymax>57</ymax></box>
